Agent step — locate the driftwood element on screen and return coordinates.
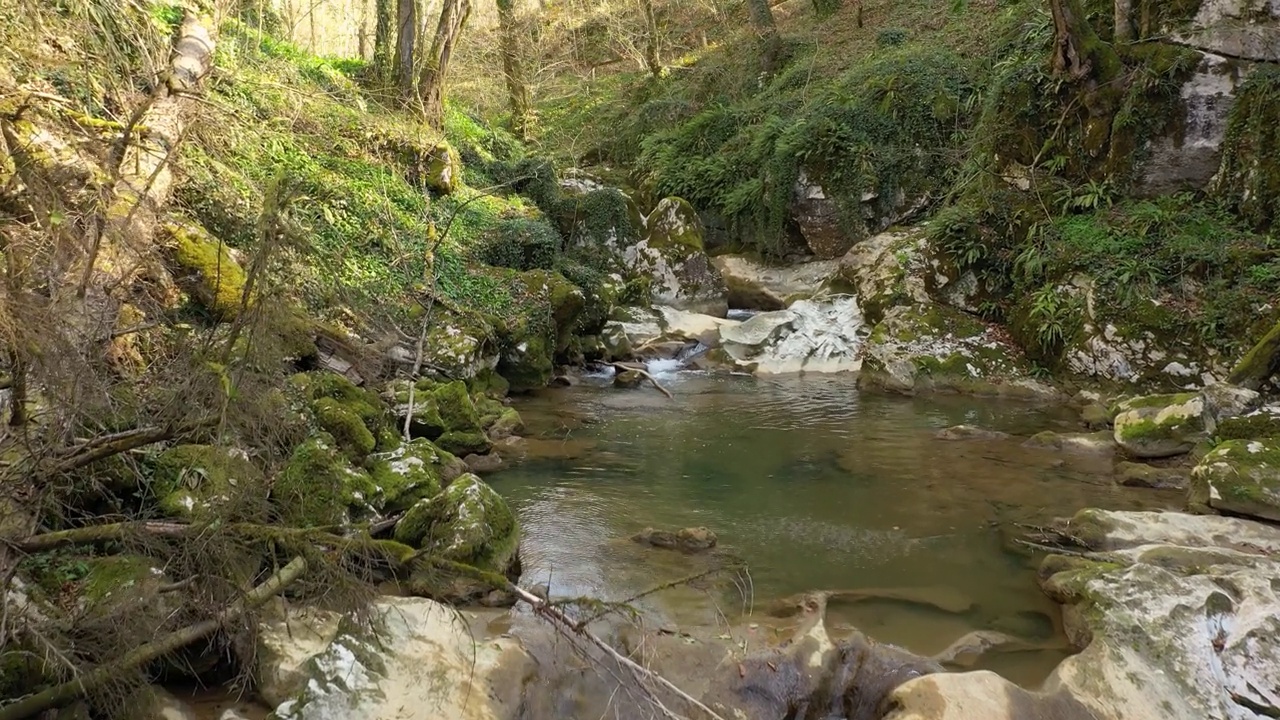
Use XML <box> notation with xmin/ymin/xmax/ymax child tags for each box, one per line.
<box><xmin>0</xmin><ymin>557</ymin><xmax>306</xmax><ymax>720</ymax></box>
<box><xmin>609</xmin><ymin>362</ymin><xmax>674</xmax><ymax>400</ymax></box>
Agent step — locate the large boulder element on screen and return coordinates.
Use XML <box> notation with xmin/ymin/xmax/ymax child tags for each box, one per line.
<box><xmin>367</xmin><ymin>438</ymin><xmax>463</xmax><ymax>514</ymax></box>
<box><xmin>791</xmin><ymin>170</ymin><xmax>928</xmax><ymax>260</ymax></box>
<box><xmin>267</xmin><ymin>597</ymin><xmax>535</xmax><ymax>720</ymax></box>
<box><xmin>719</xmin><ymin>297</ymin><xmax>864</xmax><ymax>374</ymax></box>
<box><xmin>394</xmin><ymin>474</ymin><xmax>520</xmax><ymax>600</ymax></box>
<box><xmin>623</xmin><ymin>198</ymin><xmax>728</xmax><ymax>316</ymax></box>
<box><xmin>889</xmin><ymin>509</ymin><xmax>1280</xmax><ymax>720</ymax></box>
<box><xmin>273</xmin><ymin>434</ymin><xmax>379</xmax><ymax>526</ymax></box>
<box><xmin>1190</xmin><ymin>438</ymin><xmax>1280</xmax><ymax>521</ymax></box>
<box><xmin>1112</xmin><ymin>393</ymin><xmax>1213</xmax><ymax>458</ymax></box>
<box><xmin>713</xmin><ymin>254</ymin><xmax>837</xmax><ymax>311</ymax></box>
<box><xmin>858</xmin><ymin>303</ymin><xmax>1057</xmax><ymax>400</ymax></box>
<box><xmin>150</xmin><ymin>444</ymin><xmax>265</xmax><ymax>519</ymax></box>
<box><xmin>837</xmin><ymin>226</ymin><xmax>931</xmax><ymax>325</ymax></box>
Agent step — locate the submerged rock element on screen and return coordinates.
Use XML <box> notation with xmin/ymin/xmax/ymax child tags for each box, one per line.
<box><xmin>1190</xmin><ymin>438</ymin><xmax>1280</xmax><ymax>521</ymax></box>
<box><xmin>1112</xmin><ymin>393</ymin><xmax>1214</xmax><ymax>458</ymax></box>
<box><xmin>1024</xmin><ymin>430</ymin><xmax>1116</xmax><ymax>455</ymax></box>
<box><xmin>613</xmin><ymin>368</ymin><xmax>644</xmax><ymax>388</ymax></box>
<box><xmin>631</xmin><ymin>526</ymin><xmax>718</xmax><ymax>552</ymax></box>
<box><xmin>1115</xmin><ymin>461</ymin><xmax>1189</xmax><ymax>490</ymax></box>
<box><xmin>934</xmin><ymin>425</ymin><xmax>1009</xmax><ymax>441</ymax></box>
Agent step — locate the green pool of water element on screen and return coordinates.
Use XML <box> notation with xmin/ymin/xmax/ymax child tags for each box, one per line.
<box><xmin>490</xmin><ymin>371</ymin><xmax>1179</xmax><ymax>688</ymax></box>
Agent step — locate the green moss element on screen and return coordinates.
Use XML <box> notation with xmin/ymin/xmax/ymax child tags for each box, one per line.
<box><xmin>436</xmin><ymin>430</ymin><xmax>493</xmax><ymax>457</ymax></box>
<box><xmin>312</xmin><ymin>397</ymin><xmax>377</xmax><ymax>458</ymax></box>
<box><xmin>1114</xmin><ymin>392</ymin><xmax>1199</xmax><ymax>412</ymax></box>
<box><xmin>78</xmin><ymin>555</ymin><xmax>158</xmax><ymax>606</ymax></box>
<box><xmin>165</xmin><ymin>221</ymin><xmax>248</xmax><ymax>320</ymax></box>
<box><xmin>1216</xmin><ymin>65</ymin><xmax>1280</xmax><ymax>230</ymax></box>
<box><xmin>274</xmin><ymin>434</ymin><xmax>375</xmax><ymax>526</ymax></box>
<box><xmin>151</xmin><ymin>444</ymin><xmax>265</xmax><ymax>519</ymax></box>
<box><xmin>468</xmin><ymin>368</ymin><xmax>510</xmax><ymax>398</ymax></box>
<box><xmin>367</xmin><ymin>438</ymin><xmax>450</xmax><ymax>514</ymax></box>
<box><xmin>430</xmin><ymin>381</ymin><xmax>483</xmax><ymax>433</ymax></box>
<box><xmin>1217</xmin><ymin>415</ymin><xmax>1280</xmax><ymax>441</ymax></box>
<box><xmin>392</xmin><ymin>474</ymin><xmax>519</xmax><ymax>573</ymax></box>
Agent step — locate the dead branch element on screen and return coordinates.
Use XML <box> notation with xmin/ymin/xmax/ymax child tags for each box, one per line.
<box><xmin>43</xmin><ymin>415</ymin><xmax>218</xmax><ymax>476</ymax></box>
<box><xmin>0</xmin><ymin>557</ymin><xmax>306</xmax><ymax>720</ymax></box>
<box><xmin>609</xmin><ymin>362</ymin><xmax>674</xmax><ymax>399</ymax></box>
<box><xmin>15</xmin><ymin>520</ymin><xmax>349</xmax><ymax>554</ymax></box>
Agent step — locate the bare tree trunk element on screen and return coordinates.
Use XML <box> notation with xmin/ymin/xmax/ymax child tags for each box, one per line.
<box><xmin>374</xmin><ymin>0</ymin><xmax>394</xmax><ymax>83</ymax></box>
<box><xmin>1114</xmin><ymin>0</ymin><xmax>1133</xmax><ymax>42</ymax></box>
<box><xmin>746</xmin><ymin>0</ymin><xmax>782</xmax><ymax>75</ymax></box>
<box><xmin>496</xmin><ymin>0</ymin><xmax>534</xmax><ymax>139</ymax></box>
<box><xmin>640</xmin><ymin>0</ymin><xmax>661</xmax><ymax>77</ymax></box>
<box><xmin>395</xmin><ymin>0</ymin><xmax>418</xmax><ymax>102</ymax></box>
<box><xmin>418</xmin><ymin>0</ymin><xmax>473</xmax><ymax>128</ymax></box>
<box><xmin>1050</xmin><ymin>0</ymin><xmax>1117</xmax><ymax>81</ymax></box>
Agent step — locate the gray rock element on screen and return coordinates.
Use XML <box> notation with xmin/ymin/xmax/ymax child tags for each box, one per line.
<box><xmin>1112</xmin><ymin>393</ymin><xmax>1214</xmax><ymax>459</ymax></box>
<box><xmin>1199</xmin><ymin>382</ymin><xmax>1263</xmax><ymax>423</ymax></box>
<box><xmin>1190</xmin><ymin>439</ymin><xmax>1280</xmax><ymax>521</ymax></box>
<box><xmin>1115</xmin><ymin>461</ymin><xmax>1189</xmax><ymax>490</ymax></box>
<box><xmin>713</xmin><ymin>254</ymin><xmax>838</xmax><ymax>311</ymax></box>
<box><xmin>1024</xmin><ymin>431</ymin><xmax>1116</xmax><ymax>455</ymax></box>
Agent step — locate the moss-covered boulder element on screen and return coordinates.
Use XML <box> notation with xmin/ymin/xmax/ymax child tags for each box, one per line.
<box><xmin>475</xmin><ymin>395</ymin><xmax>524</xmax><ymax>439</ymax></box>
<box><xmin>857</xmin><ymin>303</ymin><xmax>1057</xmax><ymax>400</ymax></box>
<box><xmin>151</xmin><ymin>444</ymin><xmax>266</xmax><ymax>519</ymax></box>
<box><xmin>368</xmin><ymin>439</ymin><xmax>458</xmax><ymax>514</ymax></box>
<box><xmin>273</xmin><ymin>434</ymin><xmax>378</xmax><ymax>526</ymax></box>
<box><xmin>1112</xmin><ymin>393</ymin><xmax>1213</xmax><ymax>459</ymax></box>
<box><xmin>292</xmin><ymin>371</ymin><xmax>396</xmax><ymax>457</ymax></box>
<box><xmin>394</xmin><ymin>474</ymin><xmax>520</xmax><ymax>600</ymax></box>
<box><xmin>836</xmin><ymin>227</ymin><xmax>931</xmax><ymax>325</ymax></box>
<box><xmin>1217</xmin><ymin>413</ymin><xmax>1280</xmax><ymax>441</ymax></box>
<box><xmin>1190</xmin><ymin>439</ymin><xmax>1280</xmax><ymax>521</ymax></box>
<box><xmin>490</xmin><ymin>269</ymin><xmax>584</xmax><ymax>391</ymax></box>
<box><xmin>623</xmin><ymin>197</ymin><xmax>728</xmax><ymax>316</ymax></box>
<box><xmin>421</xmin><ymin>140</ymin><xmax>462</xmax><ymax>195</ymax></box>
<box><xmin>164</xmin><ymin>221</ymin><xmax>247</xmax><ymax>320</ymax></box>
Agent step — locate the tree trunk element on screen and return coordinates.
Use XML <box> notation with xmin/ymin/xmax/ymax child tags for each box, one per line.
<box><xmin>418</xmin><ymin>0</ymin><xmax>473</xmax><ymax>128</ymax></box>
<box><xmin>640</xmin><ymin>0</ymin><xmax>661</xmax><ymax>77</ymax></box>
<box><xmin>395</xmin><ymin>0</ymin><xmax>417</xmax><ymax>102</ymax></box>
<box><xmin>1050</xmin><ymin>0</ymin><xmax>1117</xmax><ymax>81</ymax></box>
<box><xmin>497</xmin><ymin>0</ymin><xmax>534</xmax><ymax>139</ymax></box>
<box><xmin>374</xmin><ymin>0</ymin><xmax>394</xmax><ymax>83</ymax></box>
<box><xmin>746</xmin><ymin>0</ymin><xmax>782</xmax><ymax>75</ymax></box>
<box><xmin>1228</xmin><ymin>320</ymin><xmax>1280</xmax><ymax>390</ymax></box>
<box><xmin>1114</xmin><ymin>0</ymin><xmax>1133</xmax><ymax>42</ymax></box>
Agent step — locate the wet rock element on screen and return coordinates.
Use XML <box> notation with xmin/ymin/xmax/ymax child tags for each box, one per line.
<box><xmin>658</xmin><ymin>305</ymin><xmax>737</xmax><ymax>346</ymax></box>
<box><xmin>613</xmin><ymin>369</ymin><xmax>644</xmax><ymax>388</ymax></box>
<box><xmin>1115</xmin><ymin>461</ymin><xmax>1189</xmax><ymax>490</ymax></box>
<box><xmin>1190</xmin><ymin>439</ymin><xmax>1280</xmax><ymax>521</ymax></box>
<box><xmin>464</xmin><ymin>452</ymin><xmax>504</xmax><ymax>474</ymax></box>
<box><xmin>1079</xmin><ymin>402</ymin><xmax>1111</xmax><ymax>430</ymax></box>
<box><xmin>624</xmin><ymin>197</ymin><xmax>728</xmax><ymax>316</ymax></box>
<box><xmin>720</xmin><ymin>297</ymin><xmax>864</xmax><ymax>374</ymax></box>
<box><xmin>934</xmin><ymin>425</ymin><xmax>1009</xmax><ymax>441</ymax></box>
<box><xmin>138</xmin><ymin>686</ymin><xmax>199</xmax><ymax>720</ymax></box>
<box><xmin>255</xmin><ymin>607</ymin><xmax>343</xmax><ymax>707</ymax></box>
<box><xmin>931</xmin><ymin>630</ymin><xmax>1025</xmax><ymax>668</ymax></box>
<box><xmin>631</xmin><ymin>526</ymin><xmax>718</xmax><ymax>552</ymax></box>
<box><xmin>1112</xmin><ymin>393</ymin><xmax>1214</xmax><ymax>459</ymax></box>
<box><xmin>269</xmin><ymin>597</ymin><xmax>535</xmax><ymax>720</ymax></box>
<box><xmin>713</xmin><ymin>254</ymin><xmax>838</xmax><ymax>311</ymax></box>
<box><xmin>1023</xmin><ymin>430</ymin><xmax>1116</xmax><ymax>455</ymax></box>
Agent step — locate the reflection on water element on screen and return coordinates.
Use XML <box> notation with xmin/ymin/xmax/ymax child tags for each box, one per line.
<box><xmin>492</xmin><ymin>372</ymin><xmax>1180</xmax><ymax>688</ymax></box>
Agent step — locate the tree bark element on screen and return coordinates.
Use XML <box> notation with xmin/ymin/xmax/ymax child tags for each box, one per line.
<box><xmin>1050</xmin><ymin>0</ymin><xmax>1114</xmax><ymax>81</ymax></box>
<box><xmin>1114</xmin><ymin>0</ymin><xmax>1133</xmax><ymax>42</ymax></box>
<box><xmin>1228</xmin><ymin>320</ymin><xmax>1280</xmax><ymax>390</ymax></box>
<box><xmin>395</xmin><ymin>0</ymin><xmax>417</xmax><ymax>102</ymax></box>
<box><xmin>374</xmin><ymin>0</ymin><xmax>394</xmax><ymax>83</ymax></box>
<box><xmin>746</xmin><ymin>0</ymin><xmax>782</xmax><ymax>75</ymax></box>
<box><xmin>496</xmin><ymin>0</ymin><xmax>534</xmax><ymax>139</ymax></box>
<box><xmin>0</xmin><ymin>558</ymin><xmax>307</xmax><ymax>720</ymax></box>
<box><xmin>640</xmin><ymin>0</ymin><xmax>661</xmax><ymax>77</ymax></box>
<box><xmin>418</xmin><ymin>0</ymin><xmax>473</xmax><ymax>128</ymax></box>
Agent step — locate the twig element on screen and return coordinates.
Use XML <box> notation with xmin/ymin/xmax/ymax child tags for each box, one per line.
<box><xmin>0</xmin><ymin>557</ymin><xmax>306</xmax><ymax>720</ymax></box>
<box><xmin>609</xmin><ymin>363</ymin><xmax>674</xmax><ymax>399</ymax></box>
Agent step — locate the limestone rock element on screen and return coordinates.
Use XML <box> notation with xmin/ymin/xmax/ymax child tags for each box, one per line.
<box><xmin>713</xmin><ymin>254</ymin><xmax>837</xmax><ymax>311</ymax></box>
<box><xmin>1176</xmin><ymin>0</ymin><xmax>1280</xmax><ymax>63</ymax></box>
<box><xmin>613</xmin><ymin>369</ymin><xmax>644</xmax><ymax>388</ymax></box>
<box><xmin>934</xmin><ymin>425</ymin><xmax>1010</xmax><ymax>441</ymax></box>
<box><xmin>256</xmin><ymin>607</ymin><xmax>343</xmax><ymax>708</ymax></box>
<box><xmin>1112</xmin><ymin>393</ymin><xmax>1214</xmax><ymax>459</ymax></box>
<box><xmin>1024</xmin><ymin>430</ymin><xmax>1116</xmax><ymax>455</ymax></box>
<box><xmin>1199</xmin><ymin>382</ymin><xmax>1263</xmax><ymax>424</ymax></box>
<box><xmin>658</xmin><ymin>305</ymin><xmax>737</xmax><ymax>346</ymax></box>
<box><xmin>720</xmin><ymin>297</ymin><xmax>864</xmax><ymax>374</ymax></box>
<box><xmin>623</xmin><ymin>198</ymin><xmax>728</xmax><ymax>316</ymax></box>
<box><xmin>837</xmin><ymin>226</ymin><xmax>931</xmax><ymax>324</ymax></box>
<box><xmin>1190</xmin><ymin>439</ymin><xmax>1280</xmax><ymax>521</ymax></box>
<box><xmin>270</xmin><ymin>597</ymin><xmax>535</xmax><ymax>720</ymax></box>
<box><xmin>463</xmin><ymin>452</ymin><xmax>504</xmax><ymax>474</ymax></box>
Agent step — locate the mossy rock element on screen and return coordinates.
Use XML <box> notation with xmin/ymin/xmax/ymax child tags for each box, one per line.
<box><xmin>436</xmin><ymin>430</ymin><xmax>493</xmax><ymax>457</ymax></box>
<box><xmin>474</xmin><ymin>394</ymin><xmax>506</xmax><ymax>427</ymax></box>
<box><xmin>1112</xmin><ymin>393</ymin><xmax>1211</xmax><ymax>459</ymax></box>
<box><xmin>625</xmin><ymin>198</ymin><xmax>729</xmax><ymax>316</ymax></box>
<box><xmin>431</xmin><ymin>381</ymin><xmax>483</xmax><ymax>433</ymax></box>
<box><xmin>274</xmin><ymin>434</ymin><xmax>377</xmax><ymax>526</ymax></box>
<box><xmin>1216</xmin><ymin>414</ymin><xmax>1280</xmax><ymax>442</ymax></box>
<box><xmin>1190</xmin><ymin>439</ymin><xmax>1280</xmax><ymax>522</ymax></box>
<box><xmin>367</xmin><ymin>439</ymin><xmax>454</xmax><ymax>514</ymax></box>
<box><xmin>393</xmin><ymin>473</ymin><xmax>519</xmax><ymax>576</ymax></box>
<box><xmin>164</xmin><ymin>221</ymin><xmax>247</xmax><ymax>320</ymax></box>
<box><xmin>422</xmin><ymin>140</ymin><xmax>462</xmax><ymax>195</ymax></box>
<box><xmin>151</xmin><ymin>444</ymin><xmax>266</xmax><ymax>519</ymax></box>
<box><xmin>488</xmin><ymin>408</ymin><xmax>524</xmax><ymax>439</ymax></box>
<box><xmin>312</xmin><ymin>397</ymin><xmax>377</xmax><ymax>458</ymax></box>
<box><xmin>467</xmin><ymin>368</ymin><xmax>510</xmax><ymax>398</ymax></box>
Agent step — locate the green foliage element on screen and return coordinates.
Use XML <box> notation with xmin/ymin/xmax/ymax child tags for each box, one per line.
<box><xmin>1216</xmin><ymin>65</ymin><xmax>1280</xmax><ymax>230</ymax></box>
<box><xmin>812</xmin><ymin>0</ymin><xmax>843</xmax><ymax>17</ymax></box>
<box><xmin>1026</xmin><ymin>284</ymin><xmax>1082</xmax><ymax>355</ymax></box>
<box><xmin>877</xmin><ymin>29</ymin><xmax>908</xmax><ymax>47</ymax></box>
<box><xmin>476</xmin><ymin>216</ymin><xmax>562</xmax><ymax>270</ymax></box>
<box><xmin>634</xmin><ymin>44</ymin><xmax>976</xmax><ymax>254</ymax></box>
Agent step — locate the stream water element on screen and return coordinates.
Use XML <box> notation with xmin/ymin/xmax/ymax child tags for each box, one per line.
<box><xmin>493</xmin><ymin>370</ymin><xmax>1181</xmax><ymax>689</ymax></box>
